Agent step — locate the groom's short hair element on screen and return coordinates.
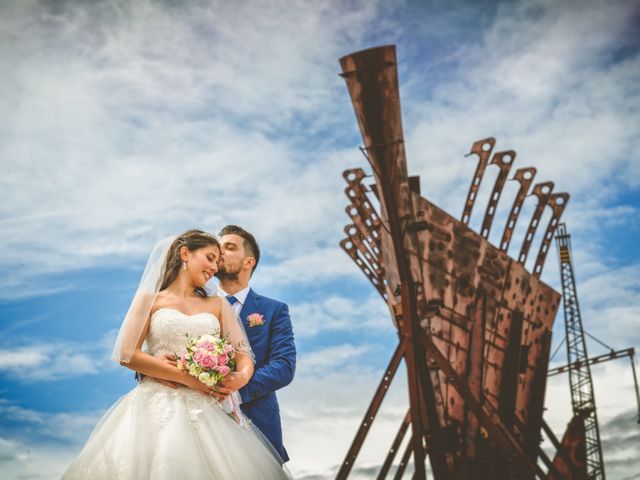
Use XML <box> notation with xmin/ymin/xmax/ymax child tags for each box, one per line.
<box><xmin>219</xmin><ymin>225</ymin><xmax>261</xmax><ymax>273</ymax></box>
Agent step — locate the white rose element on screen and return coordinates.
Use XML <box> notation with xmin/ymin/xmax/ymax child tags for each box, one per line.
<box><xmin>198</xmin><ymin>372</ymin><xmax>210</xmax><ymax>384</ymax></box>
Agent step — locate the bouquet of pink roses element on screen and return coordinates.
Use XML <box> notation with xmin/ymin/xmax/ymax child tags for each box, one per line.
<box><xmin>176</xmin><ymin>333</ymin><xmax>236</xmax><ymax>387</ymax></box>
<box><xmin>177</xmin><ymin>333</ymin><xmax>246</xmax><ymax>425</ymax></box>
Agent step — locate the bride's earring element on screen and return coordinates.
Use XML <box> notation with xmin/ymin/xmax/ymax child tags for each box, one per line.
<box><xmin>182</xmin><ymin>260</ymin><xmax>187</xmax><ymax>271</ymax></box>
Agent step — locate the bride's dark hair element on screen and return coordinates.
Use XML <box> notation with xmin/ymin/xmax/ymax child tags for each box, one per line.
<box><xmin>160</xmin><ymin>229</ymin><xmax>219</xmax><ymax>297</ymax></box>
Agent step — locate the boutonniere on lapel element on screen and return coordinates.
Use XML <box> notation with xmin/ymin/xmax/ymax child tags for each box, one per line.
<box><xmin>246</xmin><ymin>313</ymin><xmax>265</xmax><ymax>327</ymax></box>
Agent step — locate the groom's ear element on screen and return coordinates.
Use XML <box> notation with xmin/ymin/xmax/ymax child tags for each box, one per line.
<box><xmin>244</xmin><ymin>257</ymin><xmax>256</xmax><ymax>271</ymax></box>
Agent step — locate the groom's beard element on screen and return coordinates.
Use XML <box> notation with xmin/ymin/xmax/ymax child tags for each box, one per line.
<box><xmin>214</xmin><ymin>265</ymin><xmax>241</xmax><ymax>282</ymax></box>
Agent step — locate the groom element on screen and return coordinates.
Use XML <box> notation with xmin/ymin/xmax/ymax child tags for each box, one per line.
<box><xmin>212</xmin><ymin>224</ymin><xmax>296</xmax><ymax>463</ymax></box>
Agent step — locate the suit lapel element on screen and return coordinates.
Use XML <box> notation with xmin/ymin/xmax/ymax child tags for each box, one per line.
<box><xmin>240</xmin><ymin>288</ymin><xmax>261</xmax><ymax>328</ymax></box>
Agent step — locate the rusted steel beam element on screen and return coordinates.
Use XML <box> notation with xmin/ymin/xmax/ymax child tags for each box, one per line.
<box><xmin>393</xmin><ymin>437</ymin><xmax>413</xmax><ymax>480</ymax></box>
<box><xmin>341</xmin><ymin>168</ymin><xmax>387</xmax><ymax>297</ymax></box>
<box><xmin>497</xmin><ymin>309</ymin><xmax>524</xmax><ymax>429</ymax></box>
<box><xmin>342</xmin><ymin>221</ymin><xmax>383</xmax><ymax>280</ymax></box>
<box><xmin>339</xmin><ymin>44</ymin><xmax>567</xmax><ymax>480</ymax></box>
<box><xmin>462</xmin><ymin>138</ymin><xmax>496</xmax><ymax>225</ymax></box>
<box><xmin>406</xmin><ymin>187</ymin><xmax>561</xmax><ymax>476</ymax></box>
<box><xmin>378</xmin><ymin>411</ymin><xmax>411</xmax><ymax>479</ymax></box>
<box><xmin>336</xmin><ymin>340</ymin><xmax>406</xmax><ymax>480</ymax></box>
<box><xmin>518</xmin><ymin>182</ymin><xmax>554</xmax><ymax>265</ymax></box>
<box><xmin>535</xmin><ymin>442</ymin><xmax>567</xmax><ymax>480</ymax></box>
<box><xmin>524</xmin><ymin>329</ymin><xmax>552</xmax><ymax>466</ymax></box>
<box><xmin>340</xmin><ymin>237</ymin><xmax>385</xmax><ymax>298</ymax></box>
<box><xmin>419</xmin><ymin>194</ymin><xmax>560</xmax><ymax>474</ymax></box>
<box><xmin>548</xmin><ymin>347</ymin><xmax>635</xmax><ymax>377</ymax></box>
<box><xmin>532</xmin><ymin>193</ymin><xmax>570</xmax><ymax>277</ymax></box>
<box><xmin>540</xmin><ymin>419</ymin><xmax>589</xmax><ymax>480</ymax></box>
<box><xmin>414</xmin><ymin>326</ymin><xmax>547</xmax><ymax>479</ymax></box>
<box><xmin>344</xmin><ymin>207</ymin><xmax>382</xmax><ymax>261</ymax></box>
<box><xmin>509</xmin><ymin>414</ymin><xmax>586</xmax><ymax>480</ymax></box>
<box><xmin>343</xmin><ymin>172</ymin><xmax>381</xmax><ymax>234</ymax></box>
<box><xmin>344</xmin><ymin>201</ymin><xmax>382</xmax><ymax>254</ymax></box>
<box><xmin>340</xmin><ymin>45</ymin><xmax>450</xmax><ymax>479</ymax></box>
<box><xmin>344</xmin><ymin>169</ymin><xmax>383</xmax><ymax>240</ymax></box>
<box><xmin>631</xmin><ymin>354</ymin><xmax>640</xmax><ymax>424</ymax></box>
<box><xmin>464</xmin><ymin>290</ymin><xmax>487</xmax><ymax>460</ymax></box>
<box><xmin>480</xmin><ymin>150</ymin><xmax>516</xmax><ymax>239</ymax></box>
<box><xmin>340</xmin><ymin>228</ymin><xmax>385</xmax><ymax>298</ymax></box>
<box><xmin>396</xmin><ymin>259</ymin><xmax>440</xmax><ymax>480</ymax></box>
<box><xmin>500</xmin><ymin>167</ymin><xmax>536</xmax><ymax>252</ymax></box>
<box><xmin>342</xmin><ymin>222</ymin><xmax>382</xmax><ymax>278</ymax></box>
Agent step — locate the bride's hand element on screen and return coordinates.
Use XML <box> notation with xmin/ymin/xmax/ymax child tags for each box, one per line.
<box><xmin>177</xmin><ymin>370</ymin><xmax>233</xmax><ymax>401</ymax></box>
<box><xmin>151</xmin><ymin>354</ymin><xmax>180</xmax><ymax>389</ymax></box>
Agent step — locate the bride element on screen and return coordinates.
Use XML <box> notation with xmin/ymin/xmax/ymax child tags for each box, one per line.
<box><xmin>63</xmin><ymin>229</ymin><xmax>291</xmax><ymax>479</ymax></box>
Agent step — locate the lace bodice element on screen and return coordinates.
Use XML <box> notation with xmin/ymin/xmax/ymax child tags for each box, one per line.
<box><xmin>145</xmin><ymin>308</ymin><xmax>221</xmax><ymax>356</ymax></box>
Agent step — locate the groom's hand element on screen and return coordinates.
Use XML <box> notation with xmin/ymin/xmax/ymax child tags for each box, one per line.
<box><xmin>219</xmin><ymin>372</ymin><xmax>249</xmax><ymax>391</ymax></box>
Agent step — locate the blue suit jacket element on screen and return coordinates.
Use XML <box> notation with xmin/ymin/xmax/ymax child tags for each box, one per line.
<box><xmin>238</xmin><ymin>288</ymin><xmax>296</xmax><ymax>462</ymax></box>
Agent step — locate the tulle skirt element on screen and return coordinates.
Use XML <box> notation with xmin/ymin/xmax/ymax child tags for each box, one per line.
<box><xmin>62</xmin><ymin>379</ymin><xmax>290</xmax><ymax>479</ymax></box>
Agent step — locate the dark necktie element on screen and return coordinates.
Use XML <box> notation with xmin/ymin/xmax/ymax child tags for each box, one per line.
<box><xmin>226</xmin><ymin>295</ymin><xmax>238</xmax><ymax>305</ymax></box>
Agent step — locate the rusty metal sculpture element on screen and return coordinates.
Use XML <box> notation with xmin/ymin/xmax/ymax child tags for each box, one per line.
<box><xmin>336</xmin><ymin>45</ymin><xmax>577</xmax><ymax>479</ymax></box>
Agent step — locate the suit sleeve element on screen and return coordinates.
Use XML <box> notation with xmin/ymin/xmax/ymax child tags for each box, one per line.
<box><xmin>240</xmin><ymin>302</ymin><xmax>296</xmax><ymax>403</ymax></box>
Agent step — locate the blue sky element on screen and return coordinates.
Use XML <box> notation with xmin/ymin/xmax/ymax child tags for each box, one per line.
<box><xmin>1</xmin><ymin>0</ymin><xmax>639</xmax><ymax>478</ymax></box>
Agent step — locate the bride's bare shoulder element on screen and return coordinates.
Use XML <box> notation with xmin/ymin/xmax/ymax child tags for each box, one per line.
<box><xmin>150</xmin><ymin>291</ymin><xmax>172</xmax><ymax>312</ymax></box>
<box><xmin>203</xmin><ymin>295</ymin><xmax>222</xmax><ymax>315</ymax></box>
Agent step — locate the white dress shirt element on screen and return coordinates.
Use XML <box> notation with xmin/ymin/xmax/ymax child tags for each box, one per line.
<box><xmin>216</xmin><ymin>285</ymin><xmax>250</xmax><ymax>317</ymax></box>
<box><xmin>213</xmin><ymin>284</ymin><xmax>251</xmax><ymax>408</ymax></box>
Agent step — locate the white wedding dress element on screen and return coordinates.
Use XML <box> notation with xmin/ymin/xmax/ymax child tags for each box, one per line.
<box><xmin>62</xmin><ymin>308</ymin><xmax>290</xmax><ymax>480</ymax></box>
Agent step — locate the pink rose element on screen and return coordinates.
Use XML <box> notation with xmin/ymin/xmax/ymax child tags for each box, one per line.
<box><xmin>223</xmin><ymin>344</ymin><xmax>234</xmax><ymax>354</ymax></box>
<box><xmin>216</xmin><ymin>365</ymin><xmax>230</xmax><ymax>376</ymax></box>
<box><xmin>199</xmin><ymin>341</ymin><xmax>215</xmax><ymax>352</ymax></box>
<box><xmin>200</xmin><ymin>355</ymin><xmax>212</xmax><ymax>368</ymax></box>
<box><xmin>217</xmin><ymin>353</ymin><xmax>229</xmax><ymax>365</ymax></box>
<box><xmin>193</xmin><ymin>351</ymin><xmax>204</xmax><ymax>363</ymax></box>
<box><xmin>200</xmin><ymin>354</ymin><xmax>216</xmax><ymax>369</ymax></box>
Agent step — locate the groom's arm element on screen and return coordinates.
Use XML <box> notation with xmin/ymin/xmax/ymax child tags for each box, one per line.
<box><xmin>240</xmin><ymin>302</ymin><xmax>296</xmax><ymax>403</ymax></box>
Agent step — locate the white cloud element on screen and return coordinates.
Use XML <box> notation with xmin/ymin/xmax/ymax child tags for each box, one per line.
<box><xmin>1</xmin><ymin>341</ymin><xmax>637</xmax><ymax>479</ymax></box>
<box><xmin>402</xmin><ymin>0</ymin><xmax>640</xmax><ymax>253</ymax></box>
<box><xmin>0</xmin><ymin>399</ymin><xmax>102</xmax><ymax>444</ymax></box>
<box><xmin>0</xmin><ymin>331</ymin><xmax>117</xmax><ymax>381</ymax></box>
<box><xmin>280</xmin><ymin>342</ymin><xmax>409</xmax><ymax>478</ymax></box>
<box><xmin>1</xmin><ymin>0</ymin><xmax>638</xmax><ymax>309</ymax></box>
<box><xmin>280</xmin><ymin>337</ymin><xmax>640</xmax><ymax>478</ymax></box>
<box><xmin>0</xmin><ymin>436</ymin><xmax>77</xmax><ymax>480</ymax></box>
<box><xmin>257</xmin><ymin>248</ymin><xmax>358</xmax><ymax>287</ymax></box>
<box><xmin>1</xmin><ymin>0</ymin><xmax>639</xmax><ymax>478</ymax></box>
<box><xmin>547</xmin><ymin>261</ymin><xmax>640</xmax><ymax>352</ymax></box>
<box><xmin>290</xmin><ymin>294</ymin><xmax>390</xmax><ymax>337</ymax></box>
<box><xmin>544</xmin><ymin>358</ymin><xmax>640</xmax><ymax>479</ymax></box>
<box><xmin>0</xmin><ymin>399</ymin><xmax>104</xmax><ymax>480</ymax></box>
<box><xmin>297</xmin><ymin>343</ymin><xmax>375</xmax><ymax>373</ymax></box>
<box><xmin>0</xmin><ymin>0</ymin><xmax>393</xmax><ymax>298</ymax></box>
